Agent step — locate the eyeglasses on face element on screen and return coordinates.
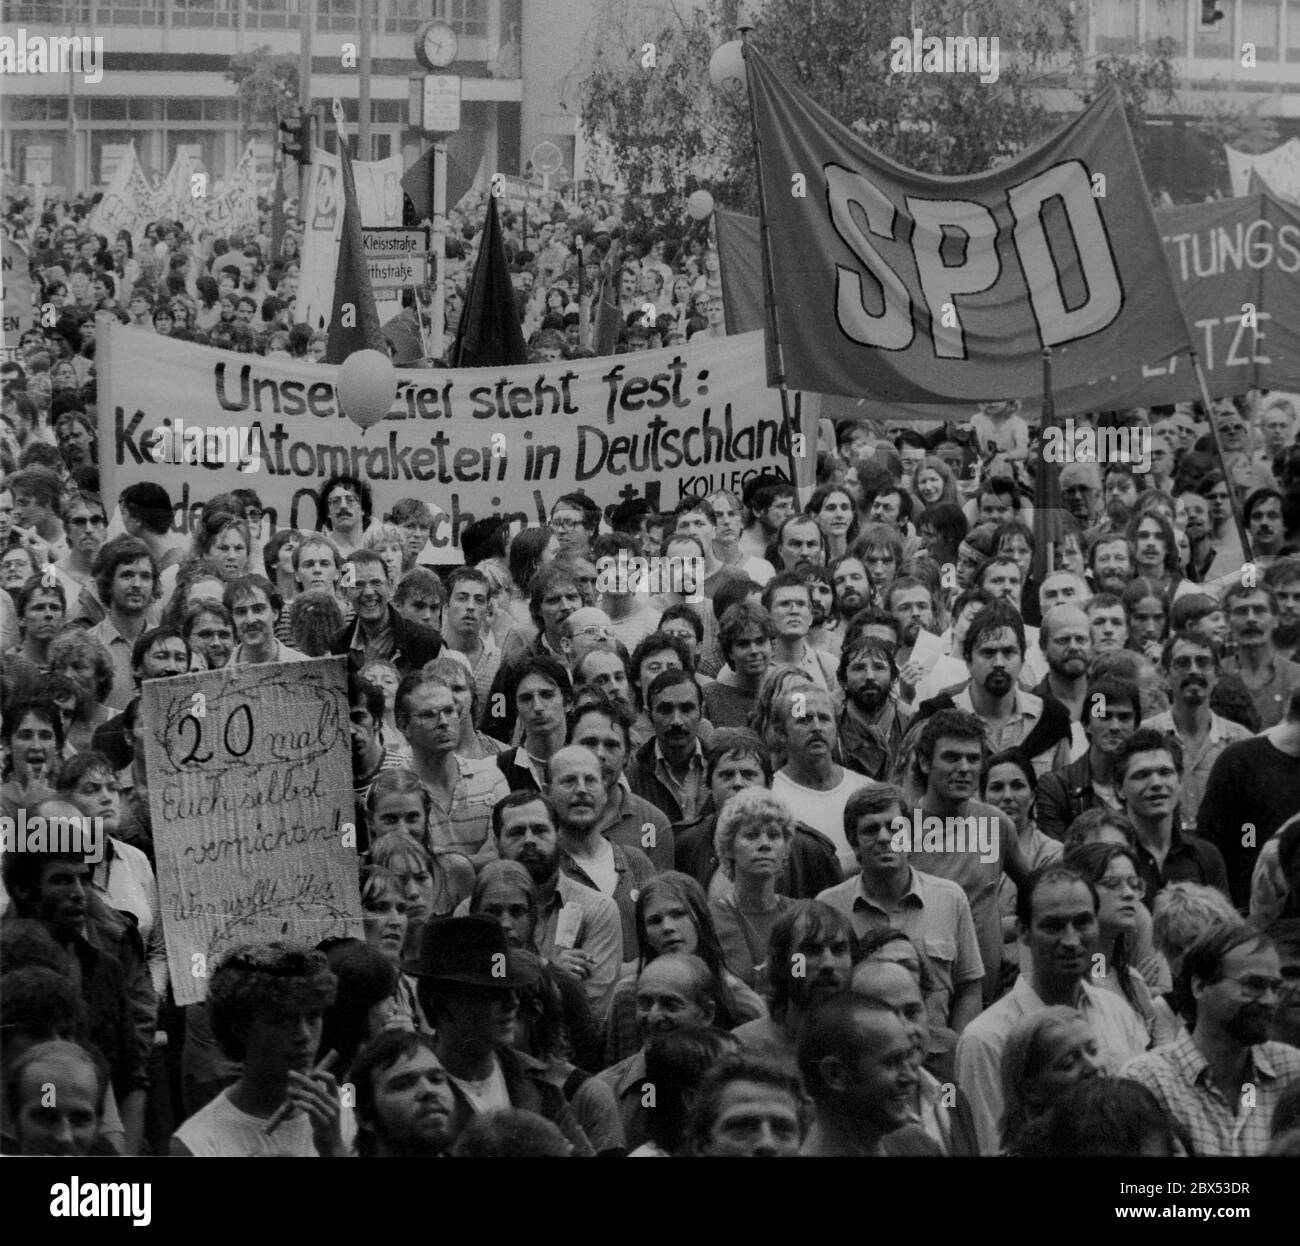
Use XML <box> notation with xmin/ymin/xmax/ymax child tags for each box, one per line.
<box><xmin>1218</xmin><ymin>974</ymin><xmax>1283</xmax><ymax>1000</ymax></box>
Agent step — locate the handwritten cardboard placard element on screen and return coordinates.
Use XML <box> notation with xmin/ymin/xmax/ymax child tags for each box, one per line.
<box><xmin>143</xmin><ymin>656</ymin><xmax>362</xmax><ymax>1004</ymax></box>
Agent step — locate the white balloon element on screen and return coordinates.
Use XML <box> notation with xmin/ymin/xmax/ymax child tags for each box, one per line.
<box><xmin>337</xmin><ymin>349</ymin><xmax>397</xmax><ymax>431</ymax></box>
<box><xmin>687</xmin><ymin>189</ymin><xmax>715</xmax><ymax>221</ymax></box>
<box><xmin>709</xmin><ymin>41</ymin><xmax>746</xmax><ymax>94</ymax></box>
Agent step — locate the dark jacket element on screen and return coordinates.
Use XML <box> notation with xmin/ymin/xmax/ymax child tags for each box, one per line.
<box><xmin>495</xmin><ymin>747</ymin><xmax>542</xmax><ymax>793</ymax></box>
<box><xmin>627</xmin><ymin>736</ymin><xmax>692</xmax><ymax>825</ymax></box>
<box><xmin>482</xmin><ymin>632</ymin><xmax>560</xmax><ymax>744</ymax></box>
<box><xmin>1034</xmin><ymin>753</ymin><xmax>1105</xmax><ymax>842</ymax></box>
<box><xmin>674</xmin><ymin>801</ymin><xmax>843</xmax><ymax>900</ymax></box>
<box><xmin>443</xmin><ymin>1045</ymin><xmax>594</xmax><ymax>1156</ymax></box>
<box><xmin>329</xmin><ymin>606</ymin><xmax>443</xmax><ymax>676</ymax></box>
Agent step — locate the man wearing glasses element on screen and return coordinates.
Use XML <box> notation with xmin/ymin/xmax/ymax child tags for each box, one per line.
<box><xmin>1142</xmin><ymin>633</ymin><xmax>1251</xmax><ymax>824</ymax></box>
<box><xmin>548</xmin><ymin>493</ymin><xmax>598</xmax><ymax>560</ymax></box>
<box><xmin>1058</xmin><ymin>463</ymin><xmax>1104</xmax><ymax>535</ymax></box>
<box><xmin>1113</xmin><ymin>728</ymin><xmax>1230</xmax><ymax>906</ymax></box>
<box><xmin>1122</xmin><ymin>924</ymin><xmax>1300</xmax><ymax>1156</ymax></box>
<box><xmin>53</xmin><ymin>489</ymin><xmax>109</xmax><ymax>603</ymax></box>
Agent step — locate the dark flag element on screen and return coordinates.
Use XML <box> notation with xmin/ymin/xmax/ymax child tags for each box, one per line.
<box><xmin>326</xmin><ymin>138</ymin><xmax>387</xmax><ymax>365</ymax></box>
<box><xmin>450</xmin><ymin>192</ymin><xmax>527</xmax><ymax>367</ymax></box>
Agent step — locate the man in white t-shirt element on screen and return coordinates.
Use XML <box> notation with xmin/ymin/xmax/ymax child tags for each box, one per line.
<box><xmin>771</xmin><ymin>685</ymin><xmax>876</xmax><ymax>873</ymax></box>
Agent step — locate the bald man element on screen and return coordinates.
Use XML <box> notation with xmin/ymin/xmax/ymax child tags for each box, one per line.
<box><xmin>549</xmin><ymin>744</ymin><xmax>657</xmax><ymax>957</ymax></box>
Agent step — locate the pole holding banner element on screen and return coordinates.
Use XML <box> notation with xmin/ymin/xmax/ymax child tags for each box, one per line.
<box><xmin>432</xmin><ymin>141</ymin><xmax>448</xmax><ymax>361</ymax></box>
<box><xmin>1190</xmin><ymin>348</ymin><xmax>1255</xmax><ymax>566</ymax></box>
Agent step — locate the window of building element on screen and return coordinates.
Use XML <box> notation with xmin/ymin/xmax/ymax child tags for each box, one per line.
<box><xmin>1241</xmin><ymin>0</ymin><xmax>1281</xmax><ymax>60</ymax></box>
<box><xmin>97</xmin><ymin>0</ymin><xmax>162</xmax><ymax>24</ymax></box>
<box><xmin>1095</xmin><ymin>0</ymin><xmax>1140</xmax><ymax>52</ymax></box>
<box><xmin>246</xmin><ymin>0</ymin><xmax>295</xmax><ymax>29</ymax></box>
<box><xmin>172</xmin><ymin>0</ymin><xmax>236</xmax><ymax>28</ymax></box>
<box><xmin>1194</xmin><ymin>0</ymin><xmax>1234</xmax><ymax>56</ymax></box>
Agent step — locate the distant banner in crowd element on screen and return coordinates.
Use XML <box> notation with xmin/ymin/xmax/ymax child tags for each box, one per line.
<box><xmin>2</xmin><ymin>238</ymin><xmax>34</xmax><ymax>360</ymax></box>
<box><xmin>744</xmin><ymin>50</ymin><xmax>1191</xmax><ymax>407</ymax></box>
<box><xmin>86</xmin><ymin>141</ymin><xmax>261</xmax><ymax>244</ymax></box>
<box><xmin>296</xmin><ymin>148</ymin><xmax>404</xmax><ymax>332</ymax></box>
<box><xmin>143</xmin><ymin>657</ymin><xmax>361</xmax><ymax>1006</ymax></box>
<box><xmin>98</xmin><ymin>323</ymin><xmax>806</xmax><ymax>551</ymax></box>
<box><xmin>1226</xmin><ymin>138</ymin><xmax>1300</xmax><ymax>200</ymax></box>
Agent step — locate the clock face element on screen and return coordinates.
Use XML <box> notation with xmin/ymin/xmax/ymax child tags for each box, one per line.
<box><xmin>418</xmin><ymin>21</ymin><xmax>459</xmax><ymax>69</ymax></box>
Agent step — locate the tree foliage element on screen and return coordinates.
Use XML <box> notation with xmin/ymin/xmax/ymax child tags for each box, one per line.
<box><xmin>226</xmin><ymin>46</ymin><xmax>300</xmax><ymax>131</ymax></box>
<box><xmin>579</xmin><ymin>0</ymin><xmax>1177</xmax><ymax>223</ymax></box>
<box><xmin>1194</xmin><ymin>98</ymin><xmax>1283</xmax><ymax>191</ymax></box>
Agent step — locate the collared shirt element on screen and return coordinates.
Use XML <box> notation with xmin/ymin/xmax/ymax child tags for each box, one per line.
<box><xmin>1221</xmin><ymin>653</ymin><xmax>1300</xmax><ymax>729</ymax></box>
<box><xmin>1122</xmin><ymin>1032</ymin><xmax>1300</xmax><ymax>1157</ymax></box>
<box><xmin>955</xmin><ymin>973</ymin><xmax>1149</xmax><ymax>1155</ymax></box>
<box><xmin>1130</xmin><ymin>819</ymin><xmax>1231</xmax><ymax>907</ymax></box>
<box><xmin>350</xmin><ymin>613</ymin><xmax>395</xmax><ymax>667</ymax></box>
<box><xmin>539</xmin><ymin>874</ymin><xmax>624</xmax><ymax>1021</ymax></box>
<box><xmin>230</xmin><ymin>639</ymin><xmax>309</xmax><ymax>667</ymax></box>
<box><xmin>450</xmin><ymin>629</ymin><xmax>501</xmax><ymax>717</ymax></box>
<box><xmin>952</xmin><ymin>685</ymin><xmax>1069</xmax><ymax>776</ymax></box>
<box><xmin>652</xmin><ymin>738</ymin><xmax>707</xmax><ymax>823</ymax></box>
<box><xmin>88</xmin><ymin>613</ymin><xmax>151</xmax><ymax>711</ymax></box>
<box><xmin>816</xmin><ymin>867</ymin><xmax>984</xmax><ymax>1028</ymax></box>
<box><xmin>1140</xmin><ymin>709</ymin><xmax>1252</xmax><ymax>824</ymax></box>
<box><xmin>420</xmin><ymin>757</ymin><xmax>509</xmax><ymax>858</ymax></box>
<box><xmin>595</xmin><ymin>779</ymin><xmax>675</xmax><ymax>872</ymax></box>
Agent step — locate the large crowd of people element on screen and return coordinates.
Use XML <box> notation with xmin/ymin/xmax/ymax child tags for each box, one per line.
<box><xmin>1</xmin><ymin>183</ymin><xmax>1299</xmax><ymax>1159</ymax></box>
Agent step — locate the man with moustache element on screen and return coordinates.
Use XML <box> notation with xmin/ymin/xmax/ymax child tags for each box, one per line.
<box><xmin>1035</xmin><ymin>678</ymin><xmax>1140</xmax><ymax>842</ymax></box>
<box><xmin>225</xmin><ymin>575</ymin><xmax>307</xmax><ymax>665</ymax></box>
<box><xmin>829</xmin><ymin>553</ymin><xmax>871</xmax><ymax>621</ymax></box>
<box><xmin>1060</xmin><ymin>463</ymin><xmax>1105</xmax><ymax>534</ymax></box>
<box><xmin>956</xmin><ymin>864</ymin><xmax>1149</xmax><ymax>1154</ymax></box>
<box><xmin>1122</xmin><ymin>925</ymin><xmax>1300</xmax><ymax>1156</ymax></box>
<box><xmin>885</xmin><ymin>575</ymin><xmax>936</xmax><ymax>677</ymax></box>
<box><xmin>1142</xmin><ymin>632</ymin><xmax>1251</xmax><ymax>824</ymax></box>
<box><xmin>835</xmin><ymin>635</ymin><xmax>914</xmax><ymax>782</ymax></box>
<box><xmin>1266</xmin><ymin>560</ymin><xmax>1300</xmax><ymax>661</ymax></box>
<box><xmin>732</xmin><ymin>901</ymin><xmax>856</xmax><ymax>1066</ymax></box>
<box><xmin>1032</xmin><ymin>603</ymin><xmax>1092</xmax><ymax>727</ymax></box>
<box><xmin>770</xmin><ymin>513</ymin><xmax>827</xmax><ymax>573</ymax></box>
<box><xmin>416</xmin><ymin>917</ymin><xmax>593</xmax><ymax>1154</ymax></box>
<box><xmin>1178</xmin><ymin>490</ymin><xmax>1216</xmax><ymax>582</ymax></box>
<box><xmin>351</xmin><ymin>1030</ymin><xmax>457</xmax><ymax>1157</ymax></box>
<box><xmin>489</xmin><ymin>790</ymin><xmax>623</xmax><ymax>1019</ymax></box>
<box><xmin>1220</xmin><ymin>583</ymin><xmax>1300</xmax><ymax>730</ymax></box>
<box><xmin>1088</xmin><ymin>533</ymin><xmax>1134</xmax><ymax>598</ymax></box>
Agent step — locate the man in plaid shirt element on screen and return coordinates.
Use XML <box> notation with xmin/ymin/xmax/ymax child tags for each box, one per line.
<box><xmin>1122</xmin><ymin>923</ymin><xmax>1300</xmax><ymax>1156</ymax></box>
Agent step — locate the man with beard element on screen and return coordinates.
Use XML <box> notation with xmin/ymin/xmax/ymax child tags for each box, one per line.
<box><xmin>1035</xmin><ymin>678</ymin><xmax>1140</xmax><ymax>842</ymax></box>
<box><xmin>1221</xmin><ymin>583</ymin><xmax>1300</xmax><ymax>730</ymax></box>
<box><xmin>913</xmin><ymin>600</ymin><xmax>1071</xmax><ymax>780</ymax></box>
<box><xmin>490</xmin><ymin>789</ymin><xmax>623</xmax><ymax>1018</ymax></box>
<box><xmin>885</xmin><ymin>575</ymin><xmax>936</xmax><ymax>677</ymax></box>
<box><xmin>1267</xmin><ymin>919</ymin><xmax>1300</xmax><ymax>1050</ymax></box>
<box><xmin>351</xmin><ymin>1030</ymin><xmax>457</xmax><ymax>1157</ymax></box>
<box><xmin>762</xmin><ymin>573</ymin><xmax>838</xmax><ymax>692</ymax></box>
<box><xmin>331</xmin><ymin>549</ymin><xmax>443</xmax><ymax>676</ymax></box>
<box><xmin>225</xmin><ymin>575</ymin><xmax>307</xmax><ymax>665</ymax></box>
<box><xmin>740</xmin><ymin>477</ymin><xmax>796</xmax><ymax>562</ymax></box>
<box><xmin>1142</xmin><ymin>633</ymin><xmax>1252</xmax><ymax>824</ymax></box>
<box><xmin>87</xmin><ymin>536</ymin><xmax>161</xmax><ymax>711</ymax></box>
<box><xmin>550</xmin><ymin>744</ymin><xmax>656</xmax><ymax>956</ymax></box>
<box><xmin>1033</xmin><ymin>603</ymin><xmax>1092</xmax><ymax>727</ymax></box>
<box><xmin>818</xmin><ymin>784</ymin><xmax>984</xmax><ymax>1033</ymax></box>
<box><xmin>770</xmin><ymin>513</ymin><xmax>827</xmax><ymax>573</ymax></box>
<box><xmin>733</xmin><ymin>901</ymin><xmax>855</xmax><ymax>1065</ymax></box>
<box><xmin>1114</xmin><ymin>728</ymin><xmax>1230</xmax><ymax>903</ymax></box>
<box><xmin>1178</xmin><ymin>489</ymin><xmax>1216</xmax><ymax>581</ymax></box>
<box><xmin>829</xmin><ymin>553</ymin><xmax>871</xmax><ymax>622</ymax></box>
<box><xmin>956</xmin><ymin>864</ymin><xmax>1149</xmax><ymax>1154</ymax></box>
<box><xmin>1122</xmin><ymin>925</ymin><xmax>1300</xmax><ymax>1156</ymax></box>
<box><xmin>704</xmin><ymin>602</ymin><xmax>774</xmax><ymax>728</ymax></box>
<box><xmin>835</xmin><ymin>635</ymin><xmax>914</xmax><ymax>782</ymax></box>
<box><xmin>1266</xmin><ymin>559</ymin><xmax>1300</xmax><ymax>661</ymax></box>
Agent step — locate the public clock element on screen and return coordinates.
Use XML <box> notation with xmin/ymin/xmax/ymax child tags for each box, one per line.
<box><xmin>415</xmin><ymin>20</ymin><xmax>459</xmax><ymax>70</ymax></box>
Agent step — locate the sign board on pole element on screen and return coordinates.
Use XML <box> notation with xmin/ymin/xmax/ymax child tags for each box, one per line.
<box><xmin>143</xmin><ymin>657</ymin><xmax>362</xmax><ymax>1004</ymax></box>
<box><xmin>363</xmin><ymin>226</ymin><xmax>430</xmax><ymax>289</ymax></box>
<box><xmin>422</xmin><ymin>74</ymin><xmax>461</xmax><ymax>135</ymax></box>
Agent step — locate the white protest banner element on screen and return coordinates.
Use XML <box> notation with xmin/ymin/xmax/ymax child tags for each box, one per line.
<box><xmin>202</xmin><ymin>140</ymin><xmax>261</xmax><ymax>238</ymax></box>
<box><xmin>2</xmin><ymin>239</ymin><xmax>34</xmax><ymax>357</ymax></box>
<box><xmin>363</xmin><ymin>226</ymin><xmax>429</xmax><ymax>289</ymax></box>
<box><xmin>143</xmin><ymin>657</ymin><xmax>361</xmax><ymax>1005</ymax></box>
<box><xmin>1226</xmin><ymin>138</ymin><xmax>1300</xmax><ymax>199</ymax></box>
<box><xmin>98</xmin><ymin>322</ymin><xmax>803</xmax><ymax>553</ymax></box>
<box><xmin>295</xmin><ymin>150</ymin><xmax>344</xmax><ymax>330</ymax></box>
<box><xmin>85</xmin><ymin>143</ymin><xmax>155</xmax><ymax>240</ymax></box>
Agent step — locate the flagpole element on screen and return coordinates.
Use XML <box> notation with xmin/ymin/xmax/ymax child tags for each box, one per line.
<box><xmin>1189</xmin><ymin>347</ymin><xmax>1255</xmax><ymax>565</ymax></box>
<box><xmin>740</xmin><ymin>37</ymin><xmax>801</xmax><ymax>499</ymax></box>
<box><xmin>1034</xmin><ymin>346</ymin><xmax>1061</xmax><ymax>586</ymax></box>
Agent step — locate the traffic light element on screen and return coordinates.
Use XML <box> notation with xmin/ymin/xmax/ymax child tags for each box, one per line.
<box><xmin>279</xmin><ymin>113</ymin><xmax>312</xmax><ymax>164</ymax></box>
<box><xmin>1200</xmin><ymin>1</ymin><xmax>1224</xmax><ymax>23</ymax></box>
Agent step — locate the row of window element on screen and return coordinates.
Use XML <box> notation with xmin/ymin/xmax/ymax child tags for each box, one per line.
<box><xmin>1</xmin><ymin>95</ymin><xmax>409</xmax><ymax>122</ymax></box>
<box><xmin>1096</xmin><ymin>0</ymin><xmax>1300</xmax><ymax>61</ymax></box>
<box><xmin>0</xmin><ymin>0</ymin><xmax>491</xmax><ymax>35</ymax></box>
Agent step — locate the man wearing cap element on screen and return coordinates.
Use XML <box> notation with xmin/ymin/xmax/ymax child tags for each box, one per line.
<box><xmin>417</xmin><ymin>916</ymin><xmax>595</xmax><ymax>1154</ymax></box>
